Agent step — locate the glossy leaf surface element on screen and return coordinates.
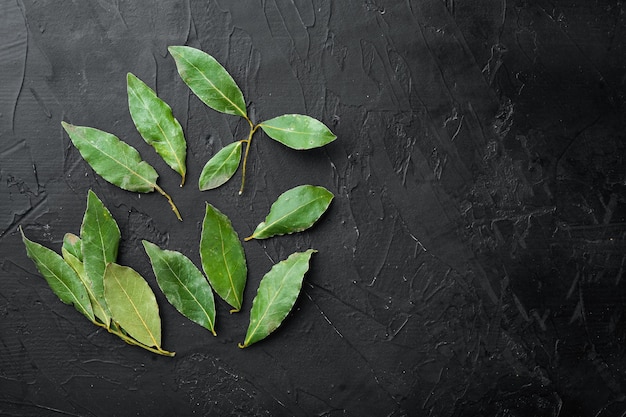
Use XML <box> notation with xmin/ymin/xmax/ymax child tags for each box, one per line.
<box><xmin>62</xmin><ymin>249</ymin><xmax>109</xmax><ymax>325</ymax></box>
<box><xmin>198</xmin><ymin>141</ymin><xmax>242</xmax><ymax>191</ymax></box>
<box><xmin>21</xmin><ymin>229</ymin><xmax>95</xmax><ymax>321</ymax></box>
<box><xmin>240</xmin><ymin>250</ymin><xmax>316</xmax><ymax>348</ymax></box>
<box><xmin>104</xmin><ymin>263</ymin><xmax>162</xmax><ymax>348</ymax></box>
<box><xmin>246</xmin><ymin>185</ymin><xmax>334</xmax><ymax>240</ymax></box>
<box><xmin>62</xmin><ymin>121</ymin><xmax>159</xmax><ymax>193</ymax></box>
<box><xmin>127</xmin><ymin>73</ymin><xmax>187</xmax><ymax>185</ymax></box>
<box><xmin>80</xmin><ymin>190</ymin><xmax>119</xmax><ymax>326</ymax></box>
<box><xmin>169</xmin><ymin>46</ymin><xmax>247</xmax><ymax>118</ymax></box>
<box><xmin>259</xmin><ymin>114</ymin><xmax>336</xmax><ymax>150</ymax></box>
<box><xmin>62</xmin><ymin>233</ymin><xmax>82</xmax><ymax>262</ymax></box>
<box><xmin>200</xmin><ymin>203</ymin><xmax>247</xmax><ymax>312</ymax></box>
<box><xmin>143</xmin><ymin>241</ymin><xmax>217</xmax><ymax>335</ymax></box>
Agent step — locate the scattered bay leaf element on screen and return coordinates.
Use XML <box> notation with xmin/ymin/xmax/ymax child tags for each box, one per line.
<box><xmin>62</xmin><ymin>122</ymin><xmax>159</xmax><ymax>192</ymax></box>
<box><xmin>104</xmin><ymin>262</ymin><xmax>162</xmax><ymax>348</ymax></box>
<box><xmin>169</xmin><ymin>46</ymin><xmax>247</xmax><ymax>118</ymax></box>
<box><xmin>61</xmin><ymin>122</ymin><xmax>181</xmax><ymax>220</ymax></box>
<box><xmin>246</xmin><ymin>185</ymin><xmax>334</xmax><ymax>240</ymax></box>
<box><xmin>259</xmin><ymin>114</ymin><xmax>336</xmax><ymax>150</ymax></box>
<box><xmin>198</xmin><ymin>141</ymin><xmax>242</xmax><ymax>191</ymax></box>
<box><xmin>143</xmin><ymin>240</ymin><xmax>217</xmax><ymax>335</ymax></box>
<box><xmin>21</xmin><ymin>228</ymin><xmax>95</xmax><ymax>322</ymax></box>
<box><xmin>239</xmin><ymin>249</ymin><xmax>316</xmax><ymax>348</ymax></box>
<box><xmin>127</xmin><ymin>72</ymin><xmax>187</xmax><ymax>186</ymax></box>
<box><xmin>200</xmin><ymin>203</ymin><xmax>247</xmax><ymax>312</ymax></box>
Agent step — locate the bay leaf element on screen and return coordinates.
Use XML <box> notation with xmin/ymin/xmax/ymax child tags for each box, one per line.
<box><xmin>198</xmin><ymin>141</ymin><xmax>242</xmax><ymax>191</ymax></box>
<box><xmin>259</xmin><ymin>114</ymin><xmax>336</xmax><ymax>150</ymax></box>
<box><xmin>127</xmin><ymin>72</ymin><xmax>187</xmax><ymax>186</ymax></box>
<box><xmin>143</xmin><ymin>240</ymin><xmax>217</xmax><ymax>335</ymax></box>
<box><xmin>239</xmin><ymin>249</ymin><xmax>316</xmax><ymax>348</ymax></box>
<box><xmin>62</xmin><ymin>233</ymin><xmax>82</xmax><ymax>262</ymax></box>
<box><xmin>199</xmin><ymin>203</ymin><xmax>247</xmax><ymax>312</ymax></box>
<box><xmin>246</xmin><ymin>185</ymin><xmax>334</xmax><ymax>240</ymax></box>
<box><xmin>62</xmin><ymin>122</ymin><xmax>159</xmax><ymax>193</ymax></box>
<box><xmin>80</xmin><ymin>190</ymin><xmax>120</xmax><ymax>326</ymax></box>
<box><xmin>169</xmin><ymin>46</ymin><xmax>247</xmax><ymax>118</ymax></box>
<box><xmin>104</xmin><ymin>262</ymin><xmax>162</xmax><ymax>348</ymax></box>
<box><xmin>62</xmin><ymin>249</ymin><xmax>110</xmax><ymax>326</ymax></box>
<box><xmin>62</xmin><ymin>122</ymin><xmax>182</xmax><ymax>220</ymax></box>
<box><xmin>20</xmin><ymin>228</ymin><xmax>95</xmax><ymax>322</ymax></box>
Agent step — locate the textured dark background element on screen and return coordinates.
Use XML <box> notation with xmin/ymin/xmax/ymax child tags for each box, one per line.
<box><xmin>2</xmin><ymin>1</ymin><xmax>626</xmax><ymax>416</ymax></box>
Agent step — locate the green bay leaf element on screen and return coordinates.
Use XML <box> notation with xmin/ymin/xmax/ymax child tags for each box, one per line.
<box><xmin>198</xmin><ymin>141</ymin><xmax>242</xmax><ymax>191</ymax></box>
<box><xmin>259</xmin><ymin>114</ymin><xmax>336</xmax><ymax>150</ymax></box>
<box><xmin>21</xmin><ymin>228</ymin><xmax>95</xmax><ymax>322</ymax></box>
<box><xmin>104</xmin><ymin>262</ymin><xmax>162</xmax><ymax>348</ymax></box>
<box><xmin>62</xmin><ymin>233</ymin><xmax>82</xmax><ymax>262</ymax></box>
<box><xmin>127</xmin><ymin>73</ymin><xmax>187</xmax><ymax>186</ymax></box>
<box><xmin>62</xmin><ymin>248</ymin><xmax>110</xmax><ymax>326</ymax></box>
<box><xmin>199</xmin><ymin>203</ymin><xmax>247</xmax><ymax>312</ymax></box>
<box><xmin>143</xmin><ymin>240</ymin><xmax>217</xmax><ymax>335</ymax></box>
<box><xmin>246</xmin><ymin>185</ymin><xmax>334</xmax><ymax>240</ymax></box>
<box><xmin>239</xmin><ymin>249</ymin><xmax>316</xmax><ymax>348</ymax></box>
<box><xmin>80</xmin><ymin>190</ymin><xmax>120</xmax><ymax>326</ymax></box>
<box><xmin>169</xmin><ymin>46</ymin><xmax>247</xmax><ymax>118</ymax></box>
<box><xmin>62</xmin><ymin>121</ymin><xmax>159</xmax><ymax>193</ymax></box>
<box><xmin>62</xmin><ymin>122</ymin><xmax>182</xmax><ymax>220</ymax></box>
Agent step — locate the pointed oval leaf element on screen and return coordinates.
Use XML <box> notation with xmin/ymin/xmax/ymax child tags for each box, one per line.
<box><xmin>143</xmin><ymin>240</ymin><xmax>217</xmax><ymax>335</ymax></box>
<box><xmin>21</xmin><ymin>228</ymin><xmax>95</xmax><ymax>321</ymax></box>
<box><xmin>199</xmin><ymin>203</ymin><xmax>247</xmax><ymax>312</ymax></box>
<box><xmin>80</xmin><ymin>190</ymin><xmax>120</xmax><ymax>326</ymax></box>
<box><xmin>62</xmin><ymin>233</ymin><xmax>82</xmax><ymax>262</ymax></box>
<box><xmin>62</xmin><ymin>248</ymin><xmax>110</xmax><ymax>326</ymax></box>
<box><xmin>169</xmin><ymin>46</ymin><xmax>247</xmax><ymax>118</ymax></box>
<box><xmin>62</xmin><ymin>121</ymin><xmax>159</xmax><ymax>193</ymax></box>
<box><xmin>127</xmin><ymin>73</ymin><xmax>187</xmax><ymax>186</ymax></box>
<box><xmin>198</xmin><ymin>141</ymin><xmax>242</xmax><ymax>191</ymax></box>
<box><xmin>240</xmin><ymin>250</ymin><xmax>316</xmax><ymax>348</ymax></box>
<box><xmin>246</xmin><ymin>185</ymin><xmax>334</xmax><ymax>240</ymax></box>
<box><xmin>104</xmin><ymin>262</ymin><xmax>162</xmax><ymax>348</ymax></box>
<box><xmin>259</xmin><ymin>114</ymin><xmax>336</xmax><ymax>150</ymax></box>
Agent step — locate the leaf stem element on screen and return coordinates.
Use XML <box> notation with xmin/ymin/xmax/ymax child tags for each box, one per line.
<box><xmin>154</xmin><ymin>184</ymin><xmax>182</xmax><ymax>221</ymax></box>
<box><xmin>93</xmin><ymin>320</ymin><xmax>175</xmax><ymax>356</ymax></box>
<box><xmin>239</xmin><ymin>118</ymin><xmax>260</xmax><ymax>195</ymax></box>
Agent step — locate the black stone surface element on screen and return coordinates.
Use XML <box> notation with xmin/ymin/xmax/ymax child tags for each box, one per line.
<box><xmin>1</xmin><ymin>1</ymin><xmax>626</xmax><ymax>416</ymax></box>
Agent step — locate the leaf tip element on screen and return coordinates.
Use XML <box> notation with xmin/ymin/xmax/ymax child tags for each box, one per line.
<box><xmin>243</xmin><ymin>235</ymin><xmax>253</xmax><ymax>242</ymax></box>
<box><xmin>61</xmin><ymin>120</ymin><xmax>73</xmax><ymax>132</ymax></box>
<box><xmin>229</xmin><ymin>308</ymin><xmax>240</xmax><ymax>314</ymax></box>
<box><xmin>238</xmin><ymin>342</ymin><xmax>247</xmax><ymax>349</ymax></box>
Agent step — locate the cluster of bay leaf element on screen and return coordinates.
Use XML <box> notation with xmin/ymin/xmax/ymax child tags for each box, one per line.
<box><xmin>21</xmin><ymin>46</ymin><xmax>337</xmax><ymax>356</ymax></box>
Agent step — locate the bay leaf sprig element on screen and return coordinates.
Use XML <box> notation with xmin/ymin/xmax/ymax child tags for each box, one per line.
<box><xmin>61</xmin><ymin>122</ymin><xmax>182</xmax><ymax>221</ymax></box>
<box><xmin>239</xmin><ymin>250</ymin><xmax>316</xmax><ymax>348</ymax></box>
<box><xmin>169</xmin><ymin>46</ymin><xmax>336</xmax><ymax>194</ymax></box>
<box><xmin>20</xmin><ymin>190</ymin><xmax>174</xmax><ymax>356</ymax></box>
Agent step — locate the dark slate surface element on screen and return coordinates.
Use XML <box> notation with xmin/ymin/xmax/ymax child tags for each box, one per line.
<box><xmin>1</xmin><ymin>1</ymin><xmax>625</xmax><ymax>416</ymax></box>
